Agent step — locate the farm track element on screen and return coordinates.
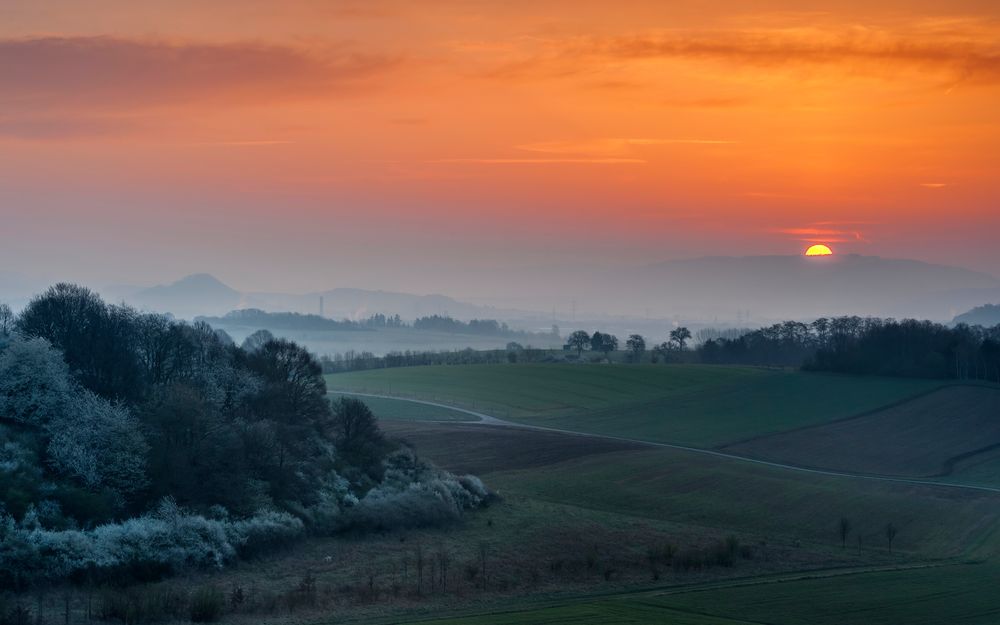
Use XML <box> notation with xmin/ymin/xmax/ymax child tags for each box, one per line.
<box><xmin>331</xmin><ymin>390</ymin><xmax>1000</xmax><ymax>495</ymax></box>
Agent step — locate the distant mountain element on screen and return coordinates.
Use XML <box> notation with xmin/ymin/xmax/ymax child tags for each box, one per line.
<box><xmin>117</xmin><ymin>273</ymin><xmax>509</xmax><ymax>321</ymax></box>
<box><xmin>611</xmin><ymin>254</ymin><xmax>1000</xmax><ymax>321</ymax></box>
<box><xmin>128</xmin><ymin>273</ymin><xmax>243</xmax><ymax>318</ymax></box>
<box><xmin>91</xmin><ymin>254</ymin><xmax>1000</xmax><ymax>325</ymax></box>
<box><xmin>953</xmin><ymin>304</ymin><xmax>1000</xmax><ymax>327</ymax></box>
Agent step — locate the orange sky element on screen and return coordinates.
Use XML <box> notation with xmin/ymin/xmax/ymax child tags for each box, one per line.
<box><xmin>1</xmin><ymin>0</ymin><xmax>998</xmax><ymax>293</ymax></box>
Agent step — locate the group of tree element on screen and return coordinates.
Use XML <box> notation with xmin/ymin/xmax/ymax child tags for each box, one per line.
<box><xmin>362</xmin><ymin>312</ymin><xmax>406</xmax><ymax>328</ymax></box>
<box><xmin>564</xmin><ymin>330</ymin><xmax>619</xmax><ymax>358</ymax></box>
<box><xmin>320</xmin><ymin>344</ymin><xmax>556</xmax><ymax>374</ymax></box>
<box><xmin>197</xmin><ymin>308</ymin><xmax>360</xmax><ymax>332</ymax></box>
<box><xmin>413</xmin><ymin>315</ymin><xmax>556</xmax><ymax>339</ymax></box>
<box><xmin>0</xmin><ymin>286</ymin><xmax>490</xmax><ymax>588</ymax></box>
<box><xmin>837</xmin><ymin>517</ymin><xmax>899</xmax><ymax>554</ymax></box>
<box><xmin>697</xmin><ymin>316</ymin><xmax>1000</xmax><ymax>380</ymax></box>
<box><xmin>565</xmin><ymin>328</ymin><xmax>692</xmax><ymax>363</ymax></box>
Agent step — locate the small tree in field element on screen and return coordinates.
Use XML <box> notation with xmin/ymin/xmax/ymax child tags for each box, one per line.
<box><xmin>591</xmin><ymin>332</ymin><xmax>618</xmax><ymax>358</ymax></box>
<box><xmin>669</xmin><ymin>326</ymin><xmax>692</xmax><ymax>350</ymax></box>
<box><xmin>566</xmin><ymin>330</ymin><xmax>591</xmax><ymax>356</ymax></box>
<box><xmin>626</xmin><ymin>334</ymin><xmax>646</xmax><ymax>362</ymax></box>
<box><xmin>885</xmin><ymin>523</ymin><xmax>897</xmax><ymax>553</ymax></box>
<box><xmin>838</xmin><ymin>517</ymin><xmax>851</xmax><ymax>549</ymax></box>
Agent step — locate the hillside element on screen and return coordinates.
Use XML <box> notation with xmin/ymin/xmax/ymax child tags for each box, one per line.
<box><xmin>725</xmin><ymin>385</ymin><xmax>1000</xmax><ymax>477</ymax></box>
<box><xmin>326</xmin><ymin>364</ymin><xmax>942</xmax><ymax>447</ymax></box>
<box><xmin>954</xmin><ymin>304</ymin><xmax>1000</xmax><ymax>327</ymax></box>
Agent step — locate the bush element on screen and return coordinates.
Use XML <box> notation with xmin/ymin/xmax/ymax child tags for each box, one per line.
<box><xmin>0</xmin><ymin>503</ymin><xmax>307</xmax><ymax>588</ymax></box>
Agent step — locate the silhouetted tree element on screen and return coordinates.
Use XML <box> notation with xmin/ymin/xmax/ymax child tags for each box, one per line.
<box><xmin>885</xmin><ymin>523</ymin><xmax>897</xmax><ymax>554</ymax></box>
<box><xmin>0</xmin><ymin>302</ymin><xmax>13</xmax><ymax>336</ymax></box>
<box><xmin>329</xmin><ymin>397</ymin><xmax>389</xmax><ymax>479</ymax></box>
<box><xmin>566</xmin><ymin>330</ymin><xmax>591</xmax><ymax>356</ymax></box>
<box><xmin>669</xmin><ymin>327</ymin><xmax>692</xmax><ymax>350</ymax></box>
<box><xmin>626</xmin><ymin>334</ymin><xmax>646</xmax><ymax>362</ymax></box>
<box><xmin>240</xmin><ymin>329</ymin><xmax>274</xmax><ymax>353</ymax></box>
<box><xmin>838</xmin><ymin>517</ymin><xmax>851</xmax><ymax>549</ymax></box>
<box><xmin>591</xmin><ymin>332</ymin><xmax>618</xmax><ymax>357</ymax></box>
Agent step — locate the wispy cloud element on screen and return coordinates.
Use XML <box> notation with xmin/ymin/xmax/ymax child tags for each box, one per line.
<box><xmin>773</xmin><ymin>225</ymin><xmax>870</xmax><ymax>243</ymax></box>
<box><xmin>426</xmin><ymin>157</ymin><xmax>645</xmax><ymax>164</ymax></box>
<box><xmin>485</xmin><ymin>25</ymin><xmax>1000</xmax><ymax>86</ymax></box>
<box><xmin>920</xmin><ymin>182</ymin><xmax>950</xmax><ymax>188</ymax></box>
<box><xmin>0</xmin><ymin>36</ymin><xmax>400</xmax><ymax>138</ymax></box>
<box><xmin>516</xmin><ymin>137</ymin><xmax>735</xmax><ymax>158</ymax></box>
<box><xmin>183</xmin><ymin>140</ymin><xmax>295</xmax><ymax>147</ymax></box>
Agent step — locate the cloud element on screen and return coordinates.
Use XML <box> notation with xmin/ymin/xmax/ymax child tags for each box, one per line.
<box><xmin>0</xmin><ymin>36</ymin><xmax>399</xmax><ymax>137</ymax></box>
<box><xmin>773</xmin><ymin>225</ymin><xmax>870</xmax><ymax>243</ymax></box>
<box><xmin>486</xmin><ymin>26</ymin><xmax>1000</xmax><ymax>85</ymax></box>
<box><xmin>516</xmin><ymin>137</ymin><xmax>735</xmax><ymax>157</ymax></box>
<box><xmin>182</xmin><ymin>140</ymin><xmax>295</xmax><ymax>147</ymax></box>
<box><xmin>920</xmin><ymin>182</ymin><xmax>949</xmax><ymax>188</ymax></box>
<box><xmin>426</xmin><ymin>157</ymin><xmax>645</xmax><ymax>164</ymax></box>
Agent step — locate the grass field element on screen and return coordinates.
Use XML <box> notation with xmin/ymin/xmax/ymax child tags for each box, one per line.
<box><xmin>483</xmin><ymin>448</ymin><xmax>999</xmax><ymax>558</ymax></box>
<box><xmin>327</xmin><ymin>364</ymin><xmax>942</xmax><ymax>447</ymax></box>
<box><xmin>330</xmin><ymin>392</ymin><xmax>477</xmax><ymax>421</ymax></box>
<box><xmin>725</xmin><ymin>385</ymin><xmax>1000</xmax><ymax>477</ymax></box>
<box><xmin>380</xmin><ymin>421</ymin><xmax>645</xmax><ymax>474</ymax></box>
<box><xmin>409</xmin><ymin>563</ymin><xmax>1000</xmax><ymax>625</ymax></box>
<box><xmin>379</xmin><ymin>419</ymin><xmax>1000</xmax><ymax>560</ymax></box>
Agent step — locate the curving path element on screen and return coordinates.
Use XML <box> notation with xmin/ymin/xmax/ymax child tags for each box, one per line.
<box><xmin>331</xmin><ymin>390</ymin><xmax>1000</xmax><ymax>495</ymax></box>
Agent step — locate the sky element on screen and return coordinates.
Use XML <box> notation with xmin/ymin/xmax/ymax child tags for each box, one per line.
<box><xmin>1</xmin><ymin>0</ymin><xmax>998</xmax><ymax>297</ymax></box>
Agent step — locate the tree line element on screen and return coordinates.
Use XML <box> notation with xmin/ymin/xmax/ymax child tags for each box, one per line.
<box><xmin>0</xmin><ymin>287</ymin><xmax>490</xmax><ymax>588</ymax></box>
<box><xmin>697</xmin><ymin>316</ymin><xmax>1000</xmax><ymax>380</ymax></box>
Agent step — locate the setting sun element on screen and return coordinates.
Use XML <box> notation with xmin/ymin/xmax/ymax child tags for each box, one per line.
<box><xmin>805</xmin><ymin>244</ymin><xmax>834</xmax><ymax>257</ymax></box>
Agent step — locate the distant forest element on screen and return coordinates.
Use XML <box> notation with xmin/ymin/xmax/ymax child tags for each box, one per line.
<box><xmin>698</xmin><ymin>317</ymin><xmax>1000</xmax><ymax>382</ymax></box>
<box><xmin>197</xmin><ymin>309</ymin><xmax>555</xmax><ymax>340</ymax></box>
<box><xmin>317</xmin><ymin>316</ymin><xmax>1000</xmax><ymax>383</ymax></box>
<box><xmin>0</xmin><ymin>286</ymin><xmax>490</xmax><ymax>588</ymax></box>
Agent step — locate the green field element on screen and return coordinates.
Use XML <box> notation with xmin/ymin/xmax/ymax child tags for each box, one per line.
<box><xmin>410</xmin><ymin>563</ymin><xmax>1000</xmax><ymax>625</ymax></box>
<box><xmin>484</xmin><ymin>448</ymin><xmax>998</xmax><ymax>558</ymax></box>
<box><xmin>725</xmin><ymin>385</ymin><xmax>1000</xmax><ymax>478</ymax></box>
<box><xmin>330</xmin><ymin>392</ymin><xmax>476</xmax><ymax>421</ymax></box>
<box><xmin>320</xmin><ymin>364</ymin><xmax>1000</xmax><ymax>625</ymax></box>
<box><xmin>327</xmin><ymin>364</ymin><xmax>942</xmax><ymax>446</ymax></box>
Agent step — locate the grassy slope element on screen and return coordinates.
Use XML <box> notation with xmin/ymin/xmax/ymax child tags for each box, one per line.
<box><xmin>330</xmin><ymin>393</ymin><xmax>476</xmax><ymax>421</ymax></box>
<box><xmin>327</xmin><ymin>364</ymin><xmax>941</xmax><ymax>447</ymax></box>
<box><xmin>410</xmin><ymin>563</ymin><xmax>1000</xmax><ymax>625</ymax></box>
<box><xmin>725</xmin><ymin>385</ymin><xmax>1000</xmax><ymax>477</ymax></box>
<box><xmin>484</xmin><ymin>448</ymin><xmax>999</xmax><ymax>558</ymax></box>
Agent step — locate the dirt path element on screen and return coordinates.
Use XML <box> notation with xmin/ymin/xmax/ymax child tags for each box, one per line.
<box><xmin>332</xmin><ymin>390</ymin><xmax>1000</xmax><ymax>495</ymax></box>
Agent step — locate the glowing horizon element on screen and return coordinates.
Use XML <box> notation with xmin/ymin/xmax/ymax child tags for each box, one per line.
<box><xmin>1</xmin><ymin>1</ymin><xmax>998</xmax><ymax>294</ymax></box>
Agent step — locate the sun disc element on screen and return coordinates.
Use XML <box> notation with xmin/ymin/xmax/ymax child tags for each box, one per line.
<box><xmin>805</xmin><ymin>244</ymin><xmax>833</xmax><ymax>256</ymax></box>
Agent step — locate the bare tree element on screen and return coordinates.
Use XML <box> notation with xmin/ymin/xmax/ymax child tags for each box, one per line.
<box><xmin>479</xmin><ymin>542</ymin><xmax>489</xmax><ymax>591</ymax></box>
<box><xmin>566</xmin><ymin>330</ymin><xmax>590</xmax><ymax>356</ymax></box>
<box><xmin>669</xmin><ymin>326</ymin><xmax>692</xmax><ymax>350</ymax></box>
<box><xmin>415</xmin><ymin>544</ymin><xmax>425</xmax><ymax>596</ymax></box>
<box><xmin>885</xmin><ymin>523</ymin><xmax>897</xmax><ymax>554</ymax></box>
<box><xmin>626</xmin><ymin>334</ymin><xmax>646</xmax><ymax>363</ymax></box>
<box><xmin>838</xmin><ymin>517</ymin><xmax>851</xmax><ymax>549</ymax></box>
<box><xmin>436</xmin><ymin>544</ymin><xmax>450</xmax><ymax>593</ymax></box>
<box><xmin>0</xmin><ymin>302</ymin><xmax>13</xmax><ymax>335</ymax></box>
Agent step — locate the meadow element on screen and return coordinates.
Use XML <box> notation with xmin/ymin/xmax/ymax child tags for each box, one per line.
<box><xmin>330</xmin><ymin>393</ymin><xmax>477</xmax><ymax>422</ymax></box>
<box><xmin>726</xmin><ymin>385</ymin><xmax>1000</xmax><ymax>477</ymax></box>
<box><xmin>407</xmin><ymin>563</ymin><xmax>1000</xmax><ymax>625</ymax></box>
<box><xmin>327</xmin><ymin>364</ymin><xmax>943</xmax><ymax>446</ymax></box>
